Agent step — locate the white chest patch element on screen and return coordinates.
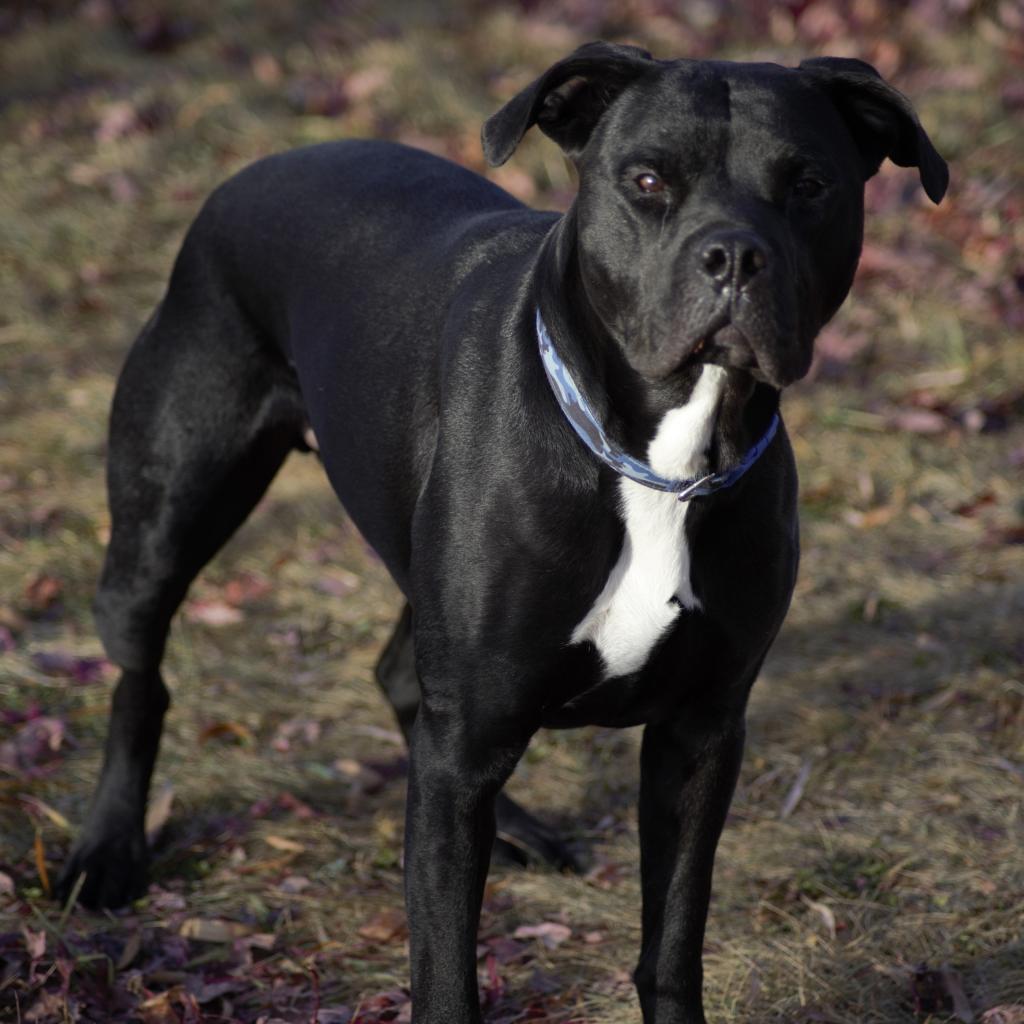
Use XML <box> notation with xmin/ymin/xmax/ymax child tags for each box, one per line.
<box><xmin>571</xmin><ymin>365</ymin><xmax>728</xmax><ymax>679</ymax></box>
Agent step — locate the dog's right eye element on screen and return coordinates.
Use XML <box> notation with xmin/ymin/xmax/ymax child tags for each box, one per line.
<box><xmin>634</xmin><ymin>172</ymin><xmax>665</xmax><ymax>194</ymax></box>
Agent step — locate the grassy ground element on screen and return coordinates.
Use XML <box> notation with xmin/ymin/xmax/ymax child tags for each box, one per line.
<box><xmin>1</xmin><ymin>1</ymin><xmax>1022</xmax><ymax>1021</ymax></box>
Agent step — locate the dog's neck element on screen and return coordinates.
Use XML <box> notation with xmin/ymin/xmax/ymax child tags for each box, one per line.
<box><xmin>536</xmin><ymin>213</ymin><xmax>781</xmax><ymax>483</ymax></box>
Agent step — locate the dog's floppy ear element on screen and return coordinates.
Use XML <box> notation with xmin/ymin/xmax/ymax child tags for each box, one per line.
<box><xmin>799</xmin><ymin>57</ymin><xmax>948</xmax><ymax>204</ymax></box>
<box><xmin>482</xmin><ymin>41</ymin><xmax>656</xmax><ymax>167</ymax></box>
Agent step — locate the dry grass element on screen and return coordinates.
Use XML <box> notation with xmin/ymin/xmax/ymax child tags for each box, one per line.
<box><xmin>1</xmin><ymin>2</ymin><xmax>1022</xmax><ymax>1022</ymax></box>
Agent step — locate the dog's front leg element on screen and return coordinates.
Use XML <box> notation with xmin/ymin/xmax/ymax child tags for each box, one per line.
<box><xmin>404</xmin><ymin>692</ymin><xmax>533</xmax><ymax>1024</ymax></box>
<box><xmin>634</xmin><ymin>711</ymin><xmax>746</xmax><ymax>1024</ymax></box>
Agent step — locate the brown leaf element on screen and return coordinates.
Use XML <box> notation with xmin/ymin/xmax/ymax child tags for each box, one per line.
<box><xmin>144</xmin><ymin>783</ymin><xmax>175</xmax><ymax>846</ymax></box>
<box><xmin>358</xmin><ymin>907</ymin><xmax>408</xmax><ymax>944</ymax></box>
<box><xmin>801</xmin><ymin>896</ymin><xmax>837</xmax><ymax>940</ymax></box>
<box><xmin>24</xmin><ymin>991</ymin><xmax>72</xmax><ymax>1023</ymax></box>
<box><xmin>780</xmin><ymin>760</ymin><xmax>813</xmax><ymax>819</ymax></box>
<box><xmin>265</xmin><ymin>834</ymin><xmax>306</xmax><ymax>853</ymax></box>
<box><xmin>981</xmin><ymin>1007</ymin><xmax>1024</xmax><ymax>1024</ymax></box>
<box><xmin>513</xmin><ymin>921</ymin><xmax>572</xmax><ymax>950</ymax></box>
<box><xmin>185</xmin><ymin>599</ymin><xmax>244</xmax><ymax>626</ymax></box>
<box><xmin>179</xmin><ymin>917</ymin><xmax>253</xmax><ymax>942</ymax></box>
<box><xmin>95</xmin><ymin>101</ymin><xmax>140</xmax><ymax>142</ymax></box>
<box><xmin>31</xmin><ymin>650</ymin><xmax>108</xmax><ymax>683</ymax></box>
<box><xmin>0</xmin><ymin>716</ymin><xmax>68</xmax><ymax>773</ymax></box>
<box><xmin>21</xmin><ymin>795</ymin><xmax>71</xmax><ymax>830</ymax></box>
<box><xmin>198</xmin><ymin>720</ymin><xmax>254</xmax><ymax>746</ymax></box>
<box><xmin>24</xmin><ymin>573</ymin><xmax>62</xmax><ymax>613</ymax></box>
<box><xmin>315</xmin><ymin>570</ymin><xmax>362</xmax><ymax>598</ymax></box>
<box><xmin>34</xmin><ymin>831</ymin><xmax>50</xmax><ymax>896</ymax></box>
<box><xmin>221</xmin><ymin>571</ymin><xmax>272</xmax><ymax>606</ymax></box>
<box><xmin>251</xmin><ymin>52</ymin><xmax>283</xmax><ymax>85</ymax></box>
<box><xmin>116</xmin><ymin>929</ymin><xmax>142</xmax><ymax>971</ymax></box>
<box><xmin>844</xmin><ymin>505</ymin><xmax>897</xmax><ymax>530</ymax></box>
<box><xmin>272</xmin><ymin>716</ymin><xmax>322</xmax><ymax>752</ymax></box>
<box><xmin>953</xmin><ymin>491</ymin><xmax>998</xmax><ymax>517</ymax></box>
<box><xmin>888</xmin><ymin>408</ymin><xmax>949</xmax><ymax>434</ymax></box>
<box><xmin>23</xmin><ymin>925</ymin><xmax>46</xmax><ymax>960</ymax></box>
<box><xmin>137</xmin><ymin>988</ymin><xmax>185</xmax><ymax>1024</ymax></box>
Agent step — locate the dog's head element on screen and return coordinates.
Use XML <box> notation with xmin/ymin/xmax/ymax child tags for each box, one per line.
<box><xmin>483</xmin><ymin>43</ymin><xmax>947</xmax><ymax>389</ymax></box>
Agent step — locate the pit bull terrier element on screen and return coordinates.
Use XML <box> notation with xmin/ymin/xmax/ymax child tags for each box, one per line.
<box><xmin>58</xmin><ymin>42</ymin><xmax>947</xmax><ymax>1023</ymax></box>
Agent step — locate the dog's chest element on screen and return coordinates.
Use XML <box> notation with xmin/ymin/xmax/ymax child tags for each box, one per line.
<box><xmin>571</xmin><ymin>366</ymin><xmax>727</xmax><ymax>679</ymax></box>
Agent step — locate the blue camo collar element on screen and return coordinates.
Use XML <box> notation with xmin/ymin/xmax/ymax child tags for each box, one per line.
<box><xmin>535</xmin><ymin>309</ymin><xmax>780</xmax><ymax>502</ymax></box>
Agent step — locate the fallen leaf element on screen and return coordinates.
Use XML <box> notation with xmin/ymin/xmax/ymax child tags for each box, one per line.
<box><xmin>137</xmin><ymin>988</ymin><xmax>185</xmax><ymax>1024</ymax></box>
<box><xmin>144</xmin><ymin>783</ymin><xmax>175</xmax><ymax>846</ymax></box>
<box><xmin>513</xmin><ymin>921</ymin><xmax>572</xmax><ymax>950</ymax></box>
<box><xmin>844</xmin><ymin>505</ymin><xmax>897</xmax><ymax>529</ymax></box>
<box><xmin>251</xmin><ymin>52</ymin><xmax>283</xmax><ymax>85</ymax></box>
<box><xmin>315</xmin><ymin>570</ymin><xmax>362</xmax><ymax>598</ymax></box>
<box><xmin>198</xmin><ymin>720</ymin><xmax>254</xmax><ymax>746</ymax></box>
<box><xmin>0</xmin><ymin>871</ymin><xmax>14</xmax><ymax>896</ymax></box>
<box><xmin>887</xmin><ymin>408</ymin><xmax>949</xmax><ymax>434</ymax></box>
<box><xmin>95</xmin><ymin>100</ymin><xmax>140</xmax><ymax>142</ymax></box>
<box><xmin>480</xmin><ymin>952</ymin><xmax>506</xmax><ymax>1007</ymax></box>
<box><xmin>801</xmin><ymin>896</ymin><xmax>837</xmax><ymax>940</ymax></box>
<box><xmin>344</xmin><ymin>66</ymin><xmax>391</xmax><ymax>102</ymax></box>
<box><xmin>780</xmin><ymin>760</ymin><xmax>813</xmax><ymax>819</ymax></box>
<box><xmin>179</xmin><ymin>917</ymin><xmax>253</xmax><ymax>942</ymax></box>
<box><xmin>222</xmin><ymin>571</ymin><xmax>272</xmax><ymax>606</ymax></box>
<box><xmin>24</xmin><ymin>573</ymin><xmax>62</xmax><ymax>613</ymax></box>
<box><xmin>265</xmin><ymin>835</ymin><xmax>306</xmax><ymax>853</ymax></box>
<box><xmin>981</xmin><ymin>1007</ymin><xmax>1024</xmax><ymax>1024</ymax></box>
<box><xmin>21</xmin><ymin>795</ymin><xmax>71</xmax><ymax>830</ymax></box>
<box><xmin>34</xmin><ymin>831</ymin><xmax>50</xmax><ymax>895</ymax></box>
<box><xmin>23</xmin><ymin>925</ymin><xmax>46</xmax><ymax>960</ymax></box>
<box><xmin>983</xmin><ymin>525</ymin><xmax>1024</xmax><ymax>547</ymax></box>
<box><xmin>185</xmin><ymin>599</ymin><xmax>244</xmax><ymax>626</ymax></box>
<box><xmin>30</xmin><ymin>650</ymin><xmax>107</xmax><ymax>683</ymax></box>
<box><xmin>953</xmin><ymin>491</ymin><xmax>998</xmax><ymax>517</ymax></box>
<box><xmin>24</xmin><ymin>991</ymin><xmax>71</xmax><ymax>1023</ymax></box>
<box><xmin>477</xmin><ymin>935</ymin><xmax>529</xmax><ymax>965</ymax></box>
<box><xmin>0</xmin><ymin>716</ymin><xmax>68</xmax><ymax>773</ymax></box>
<box><xmin>585</xmin><ymin>860</ymin><xmax>627</xmax><ymax>889</ymax></box>
<box><xmin>358</xmin><ymin>907</ymin><xmax>408</xmax><ymax>944</ymax></box>
<box><xmin>271</xmin><ymin>716</ymin><xmax>322</xmax><ymax>752</ymax></box>
<box><xmin>278</xmin><ymin>875</ymin><xmax>311</xmax><ymax>894</ymax></box>
<box><xmin>116</xmin><ymin>929</ymin><xmax>142</xmax><ymax>970</ymax></box>
<box><xmin>335</xmin><ymin>757</ymin><xmax>386</xmax><ymax>793</ymax></box>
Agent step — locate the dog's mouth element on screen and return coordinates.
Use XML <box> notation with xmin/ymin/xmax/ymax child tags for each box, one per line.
<box><xmin>684</xmin><ymin>322</ymin><xmax>764</xmax><ymax>378</ymax></box>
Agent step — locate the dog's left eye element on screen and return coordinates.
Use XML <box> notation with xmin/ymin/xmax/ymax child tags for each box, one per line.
<box><xmin>634</xmin><ymin>172</ymin><xmax>665</xmax><ymax>194</ymax></box>
<box><xmin>791</xmin><ymin>177</ymin><xmax>826</xmax><ymax>200</ymax></box>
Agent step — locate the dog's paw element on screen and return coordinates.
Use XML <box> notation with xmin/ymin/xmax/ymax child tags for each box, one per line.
<box><xmin>56</xmin><ymin>829</ymin><xmax>149</xmax><ymax>910</ymax></box>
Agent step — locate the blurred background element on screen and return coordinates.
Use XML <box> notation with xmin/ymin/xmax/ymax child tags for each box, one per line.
<box><xmin>0</xmin><ymin>2</ymin><xmax>1022</xmax><ymax>1022</ymax></box>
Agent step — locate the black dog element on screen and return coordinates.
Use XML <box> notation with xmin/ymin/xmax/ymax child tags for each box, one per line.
<box><xmin>59</xmin><ymin>43</ymin><xmax>947</xmax><ymax>1023</ymax></box>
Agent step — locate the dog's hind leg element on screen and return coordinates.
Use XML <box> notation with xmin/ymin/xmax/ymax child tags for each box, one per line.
<box><xmin>57</xmin><ymin>288</ymin><xmax>304</xmax><ymax>909</ymax></box>
<box><xmin>375</xmin><ymin>602</ymin><xmax>580</xmax><ymax>872</ymax></box>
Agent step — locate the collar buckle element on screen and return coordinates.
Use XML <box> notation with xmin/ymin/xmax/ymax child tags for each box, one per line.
<box><xmin>675</xmin><ymin>473</ymin><xmax>719</xmax><ymax>502</ymax></box>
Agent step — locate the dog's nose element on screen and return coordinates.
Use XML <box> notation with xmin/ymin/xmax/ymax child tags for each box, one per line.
<box><xmin>700</xmin><ymin>231</ymin><xmax>767</xmax><ymax>291</ymax></box>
